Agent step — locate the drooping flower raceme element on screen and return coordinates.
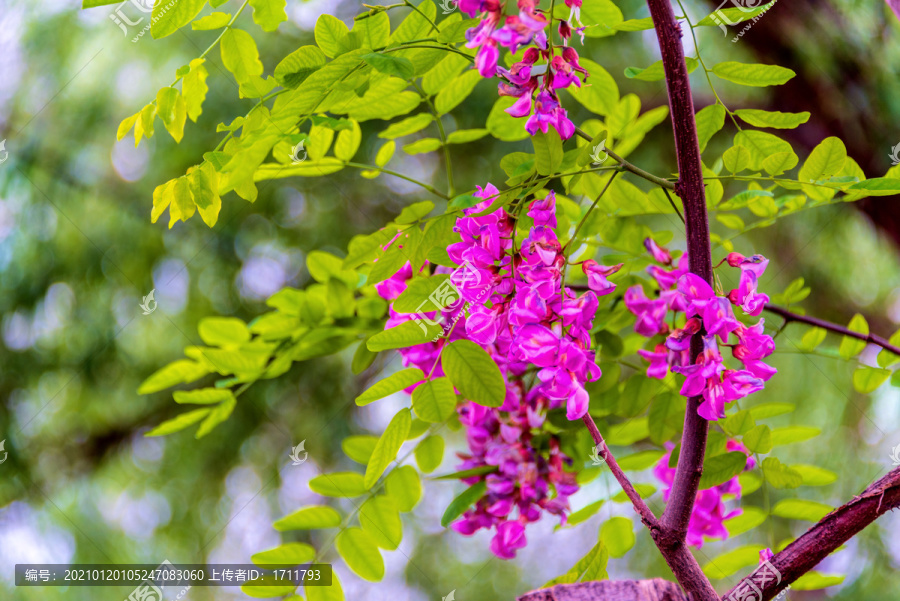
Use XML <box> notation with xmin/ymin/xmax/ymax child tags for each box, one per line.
<box><xmin>375</xmin><ymin>184</ymin><xmax>622</xmax><ymax>558</ymax></box>
<box><xmin>460</xmin><ymin>0</ymin><xmax>590</xmax><ymax>139</ymax></box>
<box><xmin>654</xmin><ymin>440</ymin><xmax>756</xmax><ymax>547</ymax></box>
<box><xmin>626</xmin><ymin>241</ymin><xmax>776</xmax><ymax>420</ymax></box>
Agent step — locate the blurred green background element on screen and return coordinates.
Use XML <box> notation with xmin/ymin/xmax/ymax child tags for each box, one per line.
<box><xmin>1</xmin><ymin>0</ymin><xmax>900</xmax><ymax>599</ymax></box>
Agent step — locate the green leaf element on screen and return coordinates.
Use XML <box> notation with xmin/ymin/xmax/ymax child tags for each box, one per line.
<box><xmin>792</xmin><ymin>572</ymin><xmax>846</xmax><ymax>590</ymax></box>
<box><xmin>392</xmin><ymin>275</ymin><xmax>453</xmax><ymax>314</ymax></box>
<box><xmin>734</xmin><ymin>130</ymin><xmax>793</xmax><ymax>171</ymax></box>
<box><xmin>877</xmin><ymin>329</ymin><xmax>900</xmax><ymax>367</ymax></box>
<box><xmin>192</xmin><ymin>12</ymin><xmax>231</xmax><ymax>30</ymax></box>
<box><xmin>173</xmin><ymin>388</ymin><xmax>234</xmax><ymax>405</ymax></box>
<box><xmin>442</xmin><ymin>340</ymin><xmax>506</xmax><ymax>407</ymax></box>
<box><xmin>151</xmin><ymin>0</ymin><xmax>206</xmax><ymax>39</ymax></box>
<box><xmin>742</xmin><ymin>424</ymin><xmax>773</xmax><ymax>454</ymax></box>
<box><xmin>314</xmin><ymin>14</ymin><xmax>350</xmax><ymax>58</ymax></box>
<box><xmin>336</xmin><ymin>528</ymin><xmax>384</xmax><ymax>581</ymax></box>
<box><xmin>434</xmin><ymin>70</ymin><xmax>482</xmax><ymax>115</ymax></box>
<box><xmin>770</xmin><ymin>425</ymin><xmax>820</xmax><ymax>447</ymax></box>
<box><xmin>364</xmin><ymin>409</ymin><xmax>412</xmax><ymax>488</ymax></box>
<box><xmin>625</xmin><ymin>57</ymin><xmax>699</xmax><ymax>81</ymax></box>
<box><xmin>309</xmin><ymin>472</ymin><xmax>368</xmax><ymax>497</ymax></box>
<box><xmin>544</xmin><ymin>541</ymin><xmax>609</xmax><ymax>586</ymax></box>
<box><xmin>847</xmin><ymin>177</ymin><xmax>900</xmax><ymax>196</ymax></box>
<box><xmin>368</xmin><ymin>321</ymin><xmax>440</xmax><ymax>352</ymax></box>
<box><xmin>696</xmin><ymin>104</ymin><xmax>726</xmax><ymax>153</ymax></box>
<box><xmin>342</xmin><ymin>435</ymin><xmax>378</xmax><ymax>464</ymax></box>
<box><xmin>380</xmin><ymin>113</ymin><xmax>434</xmax><ymax>139</ymax></box>
<box><xmin>724</xmin><ymin>410</ymin><xmax>755</xmax><ymax>437</ymax></box>
<box><xmin>356</xmin><ymin>368</ymin><xmax>425</xmax><ymax>406</ymax></box>
<box><xmin>403</xmin><ymin>138</ymin><xmax>442</xmax><ymax>155</ymax></box>
<box><xmin>385</xmin><ymin>465</ymin><xmax>421</xmax><ymax>512</ymax></box>
<box><xmin>274</xmin><ymin>505</ymin><xmax>342</xmax><ymax>531</ymax></box>
<box><xmin>414</xmin><ymin>435</ymin><xmax>444</xmax><ymax>473</ymax></box>
<box><xmin>611</xmin><ymin>483</ymin><xmax>656</xmax><ymax>503</ymax></box>
<box><xmin>734</xmin><ymin>109</ymin><xmax>810</xmax><ymax>129</ymax></box>
<box><xmin>274</xmin><ymin>46</ymin><xmax>327</xmax><ymax>89</ymax></box>
<box><xmin>198</xmin><ymin>317</ymin><xmax>250</xmax><ymax>347</ymax></box>
<box><xmin>138</xmin><ymin>360</ymin><xmax>209</xmax><ymax>395</ymax></box>
<box><xmin>772</xmin><ymin>498</ymin><xmax>832</xmax><ymax>522</ymax></box>
<box><xmin>723</xmin><ymin>145</ymin><xmax>751</xmax><ymax>174</ymax></box>
<box><xmin>359</xmin><ymin>496</ymin><xmax>403</xmax><ymax>550</ymax></box>
<box><xmin>565</xmin><ymin>500</ymin><xmax>605</xmax><ymax>527</ymax></box>
<box><xmin>155</xmin><ymin>87</ymin><xmax>186</xmax><ymax>143</ymax></box>
<box><xmin>446</xmin><ymin>128</ymin><xmax>489</xmax><ymax>144</ymax></box>
<box><xmin>441</xmin><ymin>481</ymin><xmax>486</xmax><ymax>527</ymax></box>
<box><xmin>699</xmin><ymin>452</ymin><xmax>748</xmax><ymax>489</ymax></box>
<box><xmin>532</xmin><ymin>129</ymin><xmax>564</xmax><ymax>176</ymax></box>
<box><xmin>351</xmin><ymin>10</ymin><xmax>390</xmax><ymax>48</ymax></box>
<box><xmin>252</xmin><ymin>542</ymin><xmax>315</xmax><ymax>568</ymax></box>
<box><xmin>748</xmin><ymin>402</ymin><xmax>795</xmax><ymax>419</ymax></box>
<box><xmin>762</xmin><ymin>151</ymin><xmax>799</xmax><ymax>176</ymax></box>
<box><xmin>792</xmin><ymin>464</ymin><xmax>838</xmax><ymax>487</ymax></box>
<box><xmin>600</xmin><ymin>517</ymin><xmax>635</xmax><ymax>558</ymax></box>
<box><xmin>702</xmin><ymin>545</ymin><xmax>765</xmax><ymax>580</ymax></box>
<box><xmin>220</xmin><ymin>28</ymin><xmax>264</xmax><ymax>85</ymax></box>
<box><xmin>375</xmin><ymin>140</ymin><xmax>396</xmax><ymax>168</ymax></box>
<box><xmin>761</xmin><ymin>457</ymin><xmax>803</xmax><ymax>489</ymax></box>
<box><xmin>307</xmin><ymin>573</ymin><xmax>344</xmax><ymax>601</ymax></box>
<box><xmin>362</xmin><ymin>53</ymin><xmax>415</xmax><ymax>80</ymax></box>
<box><xmin>182</xmin><ymin>59</ymin><xmax>209</xmax><ymax>122</ymax></box>
<box><xmin>411</xmin><ymin>377</ymin><xmax>457</xmax><ymax>422</ymax></box>
<box><xmin>567</xmin><ymin>59</ymin><xmax>619</xmax><ymax>116</ymax></box>
<box><xmin>605</xmin><ymin>417</ymin><xmax>649</xmax><ymax>446</ymax></box>
<box><xmin>799</xmin><ymin>137</ymin><xmax>847</xmax><ymax>183</ymax></box>
<box><xmin>145</xmin><ymin>408</ymin><xmax>211</xmax><ymax>437</ymax></box>
<box><xmin>724</xmin><ymin>506</ymin><xmax>766</xmax><ymax>537</ymax></box>
<box><xmin>853</xmin><ymin>366</ymin><xmax>891</xmax><ymax>393</ymax></box>
<box><xmin>195</xmin><ymin>395</ymin><xmax>236</xmax><ymax>438</ymax></box>
<box><xmin>249</xmin><ymin>0</ymin><xmax>287</xmax><ymax>32</ymax></box>
<box><xmin>616</xmin><ymin>450</ymin><xmax>666</xmax><ymax>471</ymax></box>
<box><xmin>839</xmin><ymin>313</ymin><xmax>869</xmax><ymax>359</ymax></box>
<box><xmin>712</xmin><ymin>62</ymin><xmax>795</xmax><ymax>87</ymax></box>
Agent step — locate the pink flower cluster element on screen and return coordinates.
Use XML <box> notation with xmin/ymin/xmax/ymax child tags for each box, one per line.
<box><xmin>452</xmin><ymin>382</ymin><xmax>578</xmax><ymax>558</ymax></box>
<box><xmin>375</xmin><ymin>184</ymin><xmax>622</xmax><ymax>558</ymax></box>
<box><xmin>459</xmin><ymin>0</ymin><xmax>589</xmax><ymax>139</ymax></box>
<box><xmin>654</xmin><ymin>440</ymin><xmax>756</xmax><ymax>547</ymax></box>
<box><xmin>625</xmin><ymin>241</ymin><xmax>777</xmax><ymax>420</ymax></box>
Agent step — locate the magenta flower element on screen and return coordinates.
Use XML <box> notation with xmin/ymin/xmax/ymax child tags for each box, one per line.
<box><xmin>625</xmin><ymin>285</ymin><xmax>668</xmax><ymax>337</ymax></box>
<box><xmin>525</xmin><ymin>90</ymin><xmax>575</xmax><ymax>139</ymax></box>
<box><xmin>581</xmin><ymin>260</ymin><xmax>622</xmax><ymax>296</ymax></box>
<box><xmin>528</xmin><ymin>191</ymin><xmax>557</xmax><ymax>228</ymax></box>
<box><xmin>644</xmin><ymin>237</ymin><xmax>673</xmax><ymax>264</ymax></box>
<box><xmin>638</xmin><ymin>345</ymin><xmax>670</xmax><ymax>379</ymax></box>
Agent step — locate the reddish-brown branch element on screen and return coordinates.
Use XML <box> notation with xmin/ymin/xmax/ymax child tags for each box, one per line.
<box><xmin>645</xmin><ymin>0</ymin><xmax>713</xmax><ymax>550</ymax></box>
<box><xmin>765</xmin><ymin>304</ymin><xmax>900</xmax><ymax>356</ymax></box>
<box><xmin>726</xmin><ymin>466</ymin><xmax>900</xmax><ymax>601</ymax></box>
<box><xmin>581</xmin><ymin>414</ymin><xmax>659</xmax><ymax>530</ymax></box>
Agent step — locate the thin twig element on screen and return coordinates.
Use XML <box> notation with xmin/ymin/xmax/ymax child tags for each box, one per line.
<box><xmin>574</xmin><ymin>128</ymin><xmax>676</xmax><ymax>190</ymax></box>
<box><xmin>581</xmin><ymin>414</ymin><xmax>659</xmax><ymax>530</ymax></box>
<box><xmin>764</xmin><ymin>304</ymin><xmax>900</xmax><ymax>356</ymax></box>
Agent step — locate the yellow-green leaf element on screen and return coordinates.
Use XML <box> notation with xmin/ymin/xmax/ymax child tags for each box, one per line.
<box><xmin>364</xmin><ymin>408</ymin><xmax>412</xmax><ymax>488</ymax></box>
<box><xmin>712</xmin><ymin>62</ymin><xmax>796</xmax><ymax>87</ymax></box>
